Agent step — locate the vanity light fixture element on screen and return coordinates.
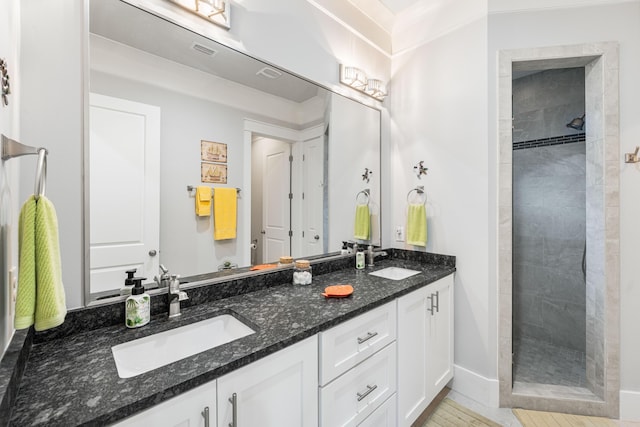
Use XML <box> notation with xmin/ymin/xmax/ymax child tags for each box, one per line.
<box><xmin>168</xmin><ymin>0</ymin><xmax>231</xmax><ymax>30</ymax></box>
<box><xmin>339</xmin><ymin>64</ymin><xmax>387</xmax><ymax>101</ymax></box>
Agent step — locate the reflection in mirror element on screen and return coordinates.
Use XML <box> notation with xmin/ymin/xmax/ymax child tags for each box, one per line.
<box><xmin>86</xmin><ymin>0</ymin><xmax>381</xmax><ymax>303</ymax></box>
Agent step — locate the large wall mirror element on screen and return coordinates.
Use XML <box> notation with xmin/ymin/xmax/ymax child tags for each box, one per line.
<box><xmin>85</xmin><ymin>0</ymin><xmax>382</xmax><ymax>303</ymax></box>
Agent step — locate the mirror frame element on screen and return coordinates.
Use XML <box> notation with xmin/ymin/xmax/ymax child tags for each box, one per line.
<box><xmin>82</xmin><ymin>0</ymin><xmax>383</xmax><ymax>306</ymax></box>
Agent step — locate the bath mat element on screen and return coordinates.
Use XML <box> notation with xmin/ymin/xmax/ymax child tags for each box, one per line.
<box><xmin>513</xmin><ymin>408</ymin><xmax>617</xmax><ymax>426</ymax></box>
<box><xmin>423</xmin><ymin>398</ymin><xmax>502</xmax><ymax>427</ymax></box>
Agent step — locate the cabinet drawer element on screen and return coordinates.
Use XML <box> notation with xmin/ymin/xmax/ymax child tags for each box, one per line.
<box><xmin>320</xmin><ymin>342</ymin><xmax>397</xmax><ymax>427</ymax></box>
<box><xmin>319</xmin><ymin>301</ymin><xmax>396</xmax><ymax>385</ymax></box>
<box><xmin>358</xmin><ymin>394</ymin><xmax>396</xmax><ymax>427</ymax></box>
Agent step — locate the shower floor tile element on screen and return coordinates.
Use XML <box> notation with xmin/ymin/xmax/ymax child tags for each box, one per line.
<box><xmin>513</xmin><ymin>336</ymin><xmax>586</xmax><ymax>388</ymax></box>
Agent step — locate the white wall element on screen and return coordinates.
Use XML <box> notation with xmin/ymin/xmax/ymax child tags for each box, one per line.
<box><xmin>487</xmin><ymin>0</ymin><xmax>640</xmax><ymax>417</ymax></box>
<box><xmin>0</xmin><ymin>0</ymin><xmax>20</xmax><ymax>354</ymax></box>
<box><xmin>390</xmin><ymin>11</ymin><xmax>492</xmax><ymax>389</ymax></box>
<box><xmin>19</xmin><ymin>0</ymin><xmax>85</xmax><ymax>310</ymax></box>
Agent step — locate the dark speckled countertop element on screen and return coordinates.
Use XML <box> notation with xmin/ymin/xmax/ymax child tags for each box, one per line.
<box><xmin>5</xmin><ymin>252</ymin><xmax>454</xmax><ymax>426</ymax></box>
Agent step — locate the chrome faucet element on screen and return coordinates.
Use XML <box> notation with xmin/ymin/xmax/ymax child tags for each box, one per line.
<box><xmin>154</xmin><ymin>264</ymin><xmax>171</xmax><ymax>288</ymax></box>
<box><xmin>168</xmin><ymin>274</ymin><xmax>189</xmax><ymax>318</ymax></box>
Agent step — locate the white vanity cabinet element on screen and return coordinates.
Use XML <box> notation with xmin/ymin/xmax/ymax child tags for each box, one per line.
<box><xmin>319</xmin><ymin>301</ymin><xmax>397</xmax><ymax>427</ymax></box>
<box><xmin>113</xmin><ymin>335</ymin><xmax>317</xmax><ymax>427</ymax></box>
<box><xmin>217</xmin><ymin>336</ymin><xmax>318</xmax><ymax>427</ymax></box>
<box><xmin>396</xmin><ymin>274</ymin><xmax>454</xmax><ymax>427</ymax></box>
<box><xmin>112</xmin><ymin>380</ymin><xmax>217</xmax><ymax>427</ymax></box>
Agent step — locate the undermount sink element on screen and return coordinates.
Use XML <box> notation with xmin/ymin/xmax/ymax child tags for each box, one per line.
<box><xmin>112</xmin><ymin>314</ymin><xmax>255</xmax><ymax>378</ymax></box>
<box><xmin>369</xmin><ymin>267</ymin><xmax>421</xmax><ymax>281</ymax></box>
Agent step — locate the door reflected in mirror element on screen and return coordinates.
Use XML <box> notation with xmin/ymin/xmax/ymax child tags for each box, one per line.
<box><xmin>86</xmin><ymin>0</ymin><xmax>381</xmax><ymax>302</ymax></box>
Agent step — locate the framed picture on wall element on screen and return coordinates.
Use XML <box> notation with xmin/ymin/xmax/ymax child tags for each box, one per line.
<box><xmin>201</xmin><ymin>140</ymin><xmax>227</xmax><ymax>163</ymax></box>
<box><xmin>201</xmin><ymin>162</ymin><xmax>227</xmax><ymax>184</ymax></box>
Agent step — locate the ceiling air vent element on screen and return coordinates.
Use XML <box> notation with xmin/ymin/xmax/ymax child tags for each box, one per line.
<box><xmin>256</xmin><ymin>67</ymin><xmax>283</xmax><ymax>79</ymax></box>
<box><xmin>191</xmin><ymin>42</ymin><xmax>218</xmax><ymax>57</ymax></box>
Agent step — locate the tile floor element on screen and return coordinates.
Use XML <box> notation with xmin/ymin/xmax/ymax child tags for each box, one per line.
<box><xmin>513</xmin><ymin>336</ymin><xmax>586</xmax><ymax>387</ymax></box>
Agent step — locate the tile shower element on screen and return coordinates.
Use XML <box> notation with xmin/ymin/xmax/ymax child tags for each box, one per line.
<box><xmin>512</xmin><ymin>68</ymin><xmax>587</xmax><ymax>389</ymax></box>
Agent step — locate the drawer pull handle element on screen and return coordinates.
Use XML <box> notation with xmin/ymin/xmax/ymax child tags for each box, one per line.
<box><xmin>357</xmin><ymin>331</ymin><xmax>378</xmax><ymax>344</ymax></box>
<box><xmin>228</xmin><ymin>393</ymin><xmax>237</xmax><ymax>427</ymax></box>
<box><xmin>202</xmin><ymin>406</ymin><xmax>210</xmax><ymax>427</ymax></box>
<box><xmin>357</xmin><ymin>384</ymin><xmax>378</xmax><ymax>401</ymax></box>
<box><xmin>434</xmin><ymin>290</ymin><xmax>440</xmax><ymax>313</ymax></box>
<box><xmin>427</xmin><ymin>294</ymin><xmax>434</xmax><ymax>315</ymax></box>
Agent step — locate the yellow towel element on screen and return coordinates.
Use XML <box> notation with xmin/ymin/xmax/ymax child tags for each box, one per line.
<box><xmin>354</xmin><ymin>203</ymin><xmax>370</xmax><ymax>240</ymax></box>
<box><xmin>406</xmin><ymin>203</ymin><xmax>427</xmax><ymax>247</ymax></box>
<box><xmin>15</xmin><ymin>196</ymin><xmax>67</xmax><ymax>331</ymax></box>
<box><xmin>213</xmin><ymin>188</ymin><xmax>237</xmax><ymax>240</ymax></box>
<box><xmin>195</xmin><ymin>186</ymin><xmax>212</xmax><ymax>216</ymax></box>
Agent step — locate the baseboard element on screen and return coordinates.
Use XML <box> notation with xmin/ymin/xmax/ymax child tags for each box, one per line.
<box><xmin>450</xmin><ymin>364</ymin><xmax>499</xmax><ymax>408</ymax></box>
<box><xmin>620</xmin><ymin>389</ymin><xmax>640</xmax><ymax>421</ymax></box>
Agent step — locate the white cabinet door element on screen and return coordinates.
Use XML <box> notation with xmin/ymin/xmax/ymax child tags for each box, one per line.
<box><xmin>397</xmin><ymin>274</ymin><xmax>454</xmax><ymax>427</ymax></box>
<box><xmin>217</xmin><ymin>336</ymin><xmax>318</xmax><ymax>427</ymax></box>
<box><xmin>427</xmin><ymin>274</ymin><xmax>454</xmax><ymax>399</ymax></box>
<box><xmin>396</xmin><ymin>285</ymin><xmax>429</xmax><ymax>427</ymax></box>
<box><xmin>112</xmin><ymin>380</ymin><xmax>216</xmax><ymax>427</ymax></box>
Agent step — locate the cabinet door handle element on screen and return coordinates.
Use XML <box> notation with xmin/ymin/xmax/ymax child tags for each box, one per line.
<box><xmin>201</xmin><ymin>406</ymin><xmax>210</xmax><ymax>427</ymax></box>
<box><xmin>357</xmin><ymin>331</ymin><xmax>378</xmax><ymax>344</ymax></box>
<box><xmin>427</xmin><ymin>294</ymin><xmax>434</xmax><ymax>315</ymax></box>
<box><xmin>228</xmin><ymin>393</ymin><xmax>237</xmax><ymax>427</ymax></box>
<box><xmin>356</xmin><ymin>384</ymin><xmax>378</xmax><ymax>401</ymax></box>
<box><xmin>434</xmin><ymin>290</ymin><xmax>440</xmax><ymax>313</ymax></box>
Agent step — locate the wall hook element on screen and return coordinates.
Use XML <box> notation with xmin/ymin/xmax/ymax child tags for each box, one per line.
<box><xmin>362</xmin><ymin>168</ymin><xmax>372</xmax><ymax>183</ymax></box>
<box><xmin>625</xmin><ymin>146</ymin><xmax>640</xmax><ymax>163</ymax></box>
<box><xmin>414</xmin><ymin>161</ymin><xmax>428</xmax><ymax>179</ymax></box>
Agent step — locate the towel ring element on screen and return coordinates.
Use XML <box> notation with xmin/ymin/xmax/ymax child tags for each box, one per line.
<box><xmin>34</xmin><ymin>148</ymin><xmax>47</xmax><ymax>201</ymax></box>
<box><xmin>356</xmin><ymin>189</ymin><xmax>370</xmax><ymax>205</ymax></box>
<box><xmin>407</xmin><ymin>186</ymin><xmax>426</xmax><ymax>205</ymax></box>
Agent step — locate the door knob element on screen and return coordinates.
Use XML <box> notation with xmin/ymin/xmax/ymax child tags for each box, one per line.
<box><xmin>314</xmin><ymin>235</ymin><xmax>320</xmax><ymax>240</ymax></box>
<box><xmin>261</xmin><ymin>230</ymin><xmax>266</xmax><ymax>234</ymax></box>
<box><xmin>149</xmin><ymin>249</ymin><xmax>157</xmax><ymax>256</ymax></box>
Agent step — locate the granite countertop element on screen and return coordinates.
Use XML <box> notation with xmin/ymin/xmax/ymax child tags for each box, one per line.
<box><xmin>7</xmin><ymin>256</ymin><xmax>455</xmax><ymax>426</ymax></box>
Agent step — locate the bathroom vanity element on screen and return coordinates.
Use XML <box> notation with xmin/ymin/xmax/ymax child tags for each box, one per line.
<box><xmin>0</xmin><ymin>250</ymin><xmax>455</xmax><ymax>426</ymax></box>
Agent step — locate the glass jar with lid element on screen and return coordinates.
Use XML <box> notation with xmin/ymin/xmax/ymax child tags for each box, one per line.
<box><xmin>279</xmin><ymin>255</ymin><xmax>293</xmax><ymax>267</ymax></box>
<box><xmin>293</xmin><ymin>259</ymin><xmax>312</xmax><ymax>285</ymax></box>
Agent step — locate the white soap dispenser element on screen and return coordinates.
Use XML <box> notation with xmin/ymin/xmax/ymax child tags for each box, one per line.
<box><xmin>125</xmin><ymin>277</ymin><xmax>150</xmax><ymax>328</ymax></box>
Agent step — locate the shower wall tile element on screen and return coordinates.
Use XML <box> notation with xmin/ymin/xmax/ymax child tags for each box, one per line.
<box><xmin>540</xmin><ymin>298</ymin><xmax>586</xmax><ymax>350</ymax></box>
<box><xmin>543</xmin><ymin>270</ymin><xmax>586</xmax><ymax>309</ymax></box>
<box><xmin>513</xmin><ymin>236</ymin><xmax>544</xmax><ymax>266</ymax></box>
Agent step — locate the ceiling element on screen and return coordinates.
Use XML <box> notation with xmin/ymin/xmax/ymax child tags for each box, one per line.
<box><xmin>348</xmin><ymin>0</ymin><xmax>432</xmax><ymax>32</ymax></box>
<box><xmin>90</xmin><ymin>0</ymin><xmax>320</xmax><ymax>103</ymax></box>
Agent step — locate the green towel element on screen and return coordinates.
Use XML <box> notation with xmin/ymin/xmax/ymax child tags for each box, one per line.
<box><xmin>406</xmin><ymin>203</ymin><xmax>427</xmax><ymax>247</ymax></box>
<box><xmin>15</xmin><ymin>196</ymin><xmax>66</xmax><ymax>331</ymax></box>
<box><xmin>15</xmin><ymin>196</ymin><xmax>36</xmax><ymax>329</ymax></box>
<box><xmin>354</xmin><ymin>203</ymin><xmax>370</xmax><ymax>240</ymax></box>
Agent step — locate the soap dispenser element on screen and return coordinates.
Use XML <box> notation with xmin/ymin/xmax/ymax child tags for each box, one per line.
<box><xmin>125</xmin><ymin>277</ymin><xmax>150</xmax><ymax>328</ymax></box>
<box><xmin>355</xmin><ymin>248</ymin><xmax>365</xmax><ymax>270</ymax></box>
<box><xmin>341</xmin><ymin>241</ymin><xmax>349</xmax><ymax>255</ymax></box>
<box><xmin>120</xmin><ymin>269</ymin><xmax>137</xmax><ymax>296</ymax></box>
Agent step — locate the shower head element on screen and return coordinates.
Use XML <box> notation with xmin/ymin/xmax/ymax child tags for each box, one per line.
<box><xmin>566</xmin><ymin>114</ymin><xmax>585</xmax><ymax>131</ymax></box>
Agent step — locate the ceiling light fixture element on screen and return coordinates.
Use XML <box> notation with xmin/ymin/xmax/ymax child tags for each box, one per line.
<box><xmin>168</xmin><ymin>0</ymin><xmax>231</xmax><ymax>30</ymax></box>
<box><xmin>339</xmin><ymin>64</ymin><xmax>387</xmax><ymax>101</ymax></box>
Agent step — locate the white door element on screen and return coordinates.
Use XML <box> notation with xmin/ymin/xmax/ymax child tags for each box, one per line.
<box><xmin>262</xmin><ymin>138</ymin><xmax>291</xmax><ymax>262</ymax></box>
<box><xmin>217</xmin><ymin>336</ymin><xmax>318</xmax><ymax>427</ymax></box>
<box><xmin>89</xmin><ymin>93</ymin><xmax>160</xmax><ymax>295</ymax></box>
<box><xmin>302</xmin><ymin>135</ymin><xmax>324</xmax><ymax>256</ymax></box>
